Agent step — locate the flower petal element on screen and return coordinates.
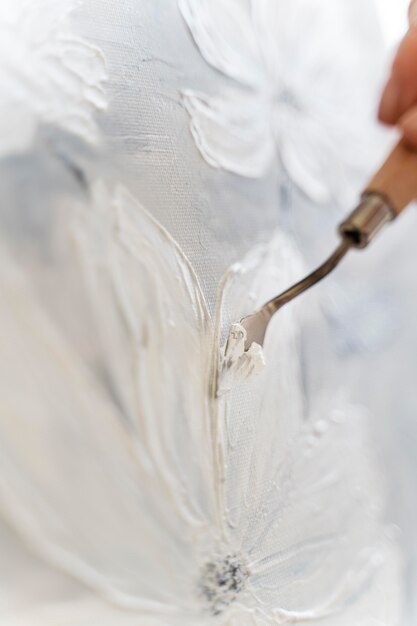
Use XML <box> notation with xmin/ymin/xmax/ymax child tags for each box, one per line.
<box><xmin>73</xmin><ymin>182</ymin><xmax>217</xmax><ymax>527</ymax></box>
<box><xmin>4</xmin><ymin>594</ymin><xmax>175</xmax><ymax>626</ymax></box>
<box><xmin>251</xmin><ymin>0</ymin><xmax>299</xmax><ymax>81</ymax></box>
<box><xmin>276</xmin><ymin>108</ymin><xmax>344</xmax><ymax>204</ymax></box>
<box><xmin>248</xmin><ymin>403</ymin><xmax>402</xmax><ymax>621</ymax></box>
<box><xmin>0</xmin><ymin>515</ymin><xmax>86</xmax><ymax>617</ymax></box>
<box><xmin>215</xmin><ymin>229</ymin><xmax>305</xmax><ymax>541</ymax></box>
<box><xmin>0</xmin><ymin>0</ymin><xmax>107</xmax><ymax>156</ymax></box>
<box><xmin>267</xmin><ymin>0</ymin><xmax>386</xmax><ymax>205</ymax></box>
<box><xmin>179</xmin><ymin>0</ymin><xmax>265</xmax><ymax>88</ymax></box>
<box><xmin>182</xmin><ymin>88</ymin><xmax>274</xmax><ymax>177</ymax></box>
<box><xmin>0</xmin><ymin>185</ymin><xmax>217</xmax><ymax>610</ymax></box>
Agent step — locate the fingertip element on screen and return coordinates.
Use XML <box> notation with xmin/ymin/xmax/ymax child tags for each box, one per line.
<box><xmin>377</xmin><ymin>103</ymin><xmax>394</xmax><ymax>126</ymax></box>
<box><xmin>399</xmin><ymin>107</ymin><xmax>417</xmax><ymax>149</ymax></box>
<box><xmin>378</xmin><ymin>76</ymin><xmax>402</xmax><ymax>125</ymax></box>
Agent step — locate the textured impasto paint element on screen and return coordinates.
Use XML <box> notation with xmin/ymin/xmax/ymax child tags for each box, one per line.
<box><xmin>0</xmin><ymin>0</ymin><xmax>107</xmax><ymax>156</ymax></box>
<box><xmin>179</xmin><ymin>0</ymin><xmax>384</xmax><ymax>204</ymax></box>
<box><xmin>0</xmin><ymin>182</ymin><xmax>402</xmax><ymax>624</ymax></box>
<box><xmin>0</xmin><ymin>0</ymin><xmax>407</xmax><ymax>623</ymax></box>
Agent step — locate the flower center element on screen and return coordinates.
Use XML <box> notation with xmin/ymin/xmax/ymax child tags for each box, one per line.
<box><xmin>199</xmin><ymin>554</ymin><xmax>249</xmax><ymax>615</ymax></box>
<box><xmin>276</xmin><ymin>86</ymin><xmax>299</xmax><ymax>108</ymax></box>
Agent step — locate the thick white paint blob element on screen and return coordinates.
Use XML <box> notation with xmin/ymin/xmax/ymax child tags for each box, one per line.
<box><xmin>0</xmin><ymin>0</ymin><xmax>107</xmax><ymax>156</ymax></box>
<box><xmin>217</xmin><ymin>323</ymin><xmax>265</xmax><ymax>395</ymax></box>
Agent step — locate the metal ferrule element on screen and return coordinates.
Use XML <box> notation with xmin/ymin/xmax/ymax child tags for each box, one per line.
<box><xmin>338</xmin><ymin>192</ymin><xmax>396</xmax><ymax>249</ymax></box>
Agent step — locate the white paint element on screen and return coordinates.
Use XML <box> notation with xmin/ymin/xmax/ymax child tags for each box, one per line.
<box><xmin>0</xmin><ymin>182</ymin><xmax>403</xmax><ymax>622</ymax></box>
<box><xmin>179</xmin><ymin>0</ymin><xmax>387</xmax><ymax>204</ymax></box>
<box><xmin>0</xmin><ymin>0</ymin><xmax>107</xmax><ymax>157</ymax></box>
<box><xmin>374</xmin><ymin>0</ymin><xmax>409</xmax><ymax>47</ymax></box>
<box><xmin>217</xmin><ymin>323</ymin><xmax>265</xmax><ymax>396</ymax></box>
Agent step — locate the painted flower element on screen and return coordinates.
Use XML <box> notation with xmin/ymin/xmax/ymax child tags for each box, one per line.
<box><xmin>0</xmin><ymin>0</ymin><xmax>107</xmax><ymax>157</ymax></box>
<box><xmin>0</xmin><ymin>182</ymin><xmax>401</xmax><ymax>624</ymax></box>
<box><xmin>179</xmin><ymin>0</ymin><xmax>384</xmax><ymax>204</ymax></box>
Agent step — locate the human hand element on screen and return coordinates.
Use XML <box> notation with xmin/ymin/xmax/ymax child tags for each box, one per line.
<box><xmin>378</xmin><ymin>0</ymin><xmax>417</xmax><ymax>148</ymax></box>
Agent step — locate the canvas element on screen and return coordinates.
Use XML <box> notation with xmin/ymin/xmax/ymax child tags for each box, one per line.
<box><xmin>0</xmin><ymin>1</ymin><xmax>416</xmax><ymax>624</ymax></box>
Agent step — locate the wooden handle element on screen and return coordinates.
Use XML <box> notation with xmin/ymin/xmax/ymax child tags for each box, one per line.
<box><xmin>366</xmin><ymin>141</ymin><xmax>417</xmax><ymax>215</ymax></box>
